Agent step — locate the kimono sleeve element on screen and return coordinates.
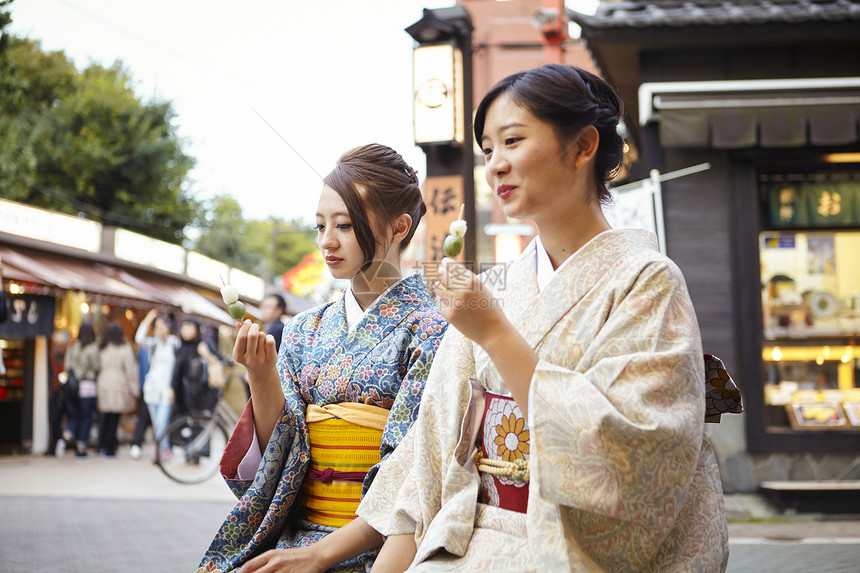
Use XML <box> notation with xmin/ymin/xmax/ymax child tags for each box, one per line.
<box><xmin>218</xmin><ymin>316</ymin><xmax>302</xmax><ymax>499</ymax></box>
<box><xmin>528</xmin><ymin>259</ymin><xmax>706</xmax><ymax>550</ymax></box>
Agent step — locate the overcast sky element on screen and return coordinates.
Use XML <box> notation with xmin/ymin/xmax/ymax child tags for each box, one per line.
<box><xmin>8</xmin><ymin>0</ymin><xmax>456</xmax><ymax>224</ymax></box>
<box><xmin>8</xmin><ymin>0</ymin><xmax>599</xmax><ymax>227</ymax></box>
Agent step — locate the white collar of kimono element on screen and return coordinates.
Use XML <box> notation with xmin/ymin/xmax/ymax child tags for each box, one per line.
<box><xmin>343</xmin><ymin>275</ymin><xmax>408</xmax><ymax>331</ymax></box>
<box><xmin>533</xmin><ymin>231</ymin><xmax>614</xmax><ymax>292</ymax></box>
<box><xmin>534</xmin><ymin>235</ymin><xmax>568</xmax><ymax>292</ymax></box>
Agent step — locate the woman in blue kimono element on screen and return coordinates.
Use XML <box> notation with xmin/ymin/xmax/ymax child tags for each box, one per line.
<box><xmin>199</xmin><ymin>144</ymin><xmax>448</xmax><ymax>573</ymax></box>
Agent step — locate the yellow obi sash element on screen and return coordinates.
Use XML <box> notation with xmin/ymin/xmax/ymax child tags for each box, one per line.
<box><xmin>301</xmin><ymin>402</ymin><xmax>388</xmax><ymax>527</ymax></box>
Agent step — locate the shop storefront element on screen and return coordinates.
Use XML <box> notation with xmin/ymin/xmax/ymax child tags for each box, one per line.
<box><xmin>760</xmin><ymin>171</ymin><xmax>860</xmax><ymax>432</ymax></box>
<box><xmin>0</xmin><ymin>295</ymin><xmax>54</xmax><ymax>451</ymax></box>
<box><xmin>569</xmin><ymin>0</ymin><xmax>860</xmax><ymax>493</ymax></box>
<box><xmin>0</xmin><ymin>198</ymin><xmax>265</xmax><ymax>453</ymax></box>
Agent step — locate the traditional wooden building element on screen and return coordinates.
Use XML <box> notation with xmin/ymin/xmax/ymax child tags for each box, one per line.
<box><xmin>0</xmin><ymin>199</ymin><xmax>265</xmax><ymax>454</ymax></box>
<box><xmin>568</xmin><ymin>0</ymin><xmax>860</xmax><ymax>498</ymax></box>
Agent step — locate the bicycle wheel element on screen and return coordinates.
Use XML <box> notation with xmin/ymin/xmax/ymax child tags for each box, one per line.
<box><xmin>155</xmin><ymin>412</ymin><xmax>229</xmax><ymax>484</ymax></box>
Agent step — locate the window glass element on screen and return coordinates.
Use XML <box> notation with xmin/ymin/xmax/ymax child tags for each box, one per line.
<box><xmin>760</xmin><ymin>230</ymin><xmax>860</xmax><ymax>430</ymax></box>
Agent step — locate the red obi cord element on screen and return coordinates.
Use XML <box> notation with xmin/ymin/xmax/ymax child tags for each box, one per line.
<box><xmin>306</xmin><ymin>467</ymin><xmax>367</xmax><ymax>485</ymax></box>
<box><xmin>478</xmin><ymin>391</ymin><xmax>530</xmax><ymax>514</ymax></box>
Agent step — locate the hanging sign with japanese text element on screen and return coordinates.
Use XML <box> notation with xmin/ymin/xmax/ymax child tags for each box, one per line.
<box><xmin>768</xmin><ymin>181</ymin><xmax>859</xmax><ymax>228</ymax></box>
<box><xmin>423</xmin><ymin>175</ymin><xmax>465</xmax><ymax>269</ymax></box>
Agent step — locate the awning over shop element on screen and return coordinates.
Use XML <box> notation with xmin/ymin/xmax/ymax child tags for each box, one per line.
<box><xmin>1</xmin><ymin>256</ymin><xmax>48</xmax><ymax>286</ymax></box>
<box><xmin>639</xmin><ymin>78</ymin><xmax>860</xmax><ymax>149</ymax></box>
<box><xmin>0</xmin><ymin>247</ymin><xmax>157</xmax><ymax>304</ymax></box>
<box><xmin>0</xmin><ymin>246</ymin><xmax>233</xmax><ymax>324</ymax></box>
<box><xmin>114</xmin><ymin>269</ymin><xmax>233</xmax><ymax>324</ymax></box>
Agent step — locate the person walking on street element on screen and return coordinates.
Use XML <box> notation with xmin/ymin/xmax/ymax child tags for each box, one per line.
<box><xmin>132</xmin><ymin>309</ymin><xmax>178</xmax><ymax>461</ymax></box>
<box><xmin>66</xmin><ymin>323</ymin><xmax>99</xmax><ymax>459</ymax></box>
<box><xmin>96</xmin><ymin>320</ymin><xmax>139</xmax><ymax>459</ymax></box>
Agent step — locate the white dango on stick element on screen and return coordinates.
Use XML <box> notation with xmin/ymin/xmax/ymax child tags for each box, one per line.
<box><xmin>442</xmin><ymin>204</ymin><xmax>467</xmax><ymax>257</ymax></box>
<box><xmin>220</xmin><ymin>280</ymin><xmax>246</xmax><ymax>320</ymax></box>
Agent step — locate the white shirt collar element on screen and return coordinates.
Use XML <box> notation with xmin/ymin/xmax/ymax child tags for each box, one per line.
<box><xmin>343</xmin><ymin>275</ymin><xmax>409</xmax><ymax>331</ymax></box>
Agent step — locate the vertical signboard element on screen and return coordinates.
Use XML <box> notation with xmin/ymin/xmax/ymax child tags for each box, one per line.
<box><xmin>423</xmin><ymin>176</ymin><xmax>465</xmax><ymax>275</ymax></box>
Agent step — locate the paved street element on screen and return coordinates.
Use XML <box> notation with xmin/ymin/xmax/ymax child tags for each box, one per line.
<box><xmin>2</xmin><ymin>449</ymin><xmax>860</xmax><ymax>572</ymax></box>
<box><xmin>0</xmin><ymin>447</ymin><xmax>234</xmax><ymax>573</ymax></box>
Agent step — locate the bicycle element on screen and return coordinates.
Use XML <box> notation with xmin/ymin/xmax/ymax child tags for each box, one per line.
<box><xmin>154</xmin><ymin>393</ymin><xmax>240</xmax><ymax>484</ymax></box>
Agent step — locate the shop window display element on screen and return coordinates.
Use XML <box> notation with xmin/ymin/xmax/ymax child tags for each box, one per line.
<box><xmin>759</xmin><ymin>166</ymin><xmax>860</xmax><ymax>431</ymax></box>
<box><xmin>0</xmin><ymin>339</ymin><xmax>26</xmax><ymax>446</ymax></box>
<box><xmin>760</xmin><ymin>227</ymin><xmax>860</xmax><ymax>431</ymax></box>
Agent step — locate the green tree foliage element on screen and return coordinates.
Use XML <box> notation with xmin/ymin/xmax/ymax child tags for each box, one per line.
<box><xmin>193</xmin><ymin>194</ymin><xmax>316</xmax><ymax>280</ymax></box>
<box><xmin>0</xmin><ymin>3</ymin><xmax>313</xmax><ymax>279</ymax></box>
<box><xmin>0</xmin><ymin>21</ymin><xmax>197</xmax><ymax>244</ymax></box>
<box><xmin>272</xmin><ymin>221</ymin><xmax>318</xmax><ymax>279</ymax></box>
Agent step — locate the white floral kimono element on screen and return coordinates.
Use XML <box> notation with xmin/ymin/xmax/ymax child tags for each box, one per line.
<box><xmin>358</xmin><ymin>229</ymin><xmax>729</xmax><ymax>572</ymax></box>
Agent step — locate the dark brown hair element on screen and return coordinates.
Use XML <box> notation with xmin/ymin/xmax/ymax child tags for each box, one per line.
<box><xmin>474</xmin><ymin>64</ymin><xmax>625</xmax><ymax>204</ymax></box>
<box><xmin>77</xmin><ymin>322</ymin><xmax>96</xmax><ymax>347</ymax></box>
<box><xmin>99</xmin><ymin>320</ymin><xmax>127</xmax><ymax>349</ymax></box>
<box><xmin>323</xmin><ymin>144</ymin><xmax>426</xmax><ymax>268</ymax></box>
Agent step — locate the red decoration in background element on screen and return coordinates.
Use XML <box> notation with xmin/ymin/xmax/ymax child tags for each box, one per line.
<box><xmin>280</xmin><ymin>252</ymin><xmax>326</xmax><ymax>297</ymax></box>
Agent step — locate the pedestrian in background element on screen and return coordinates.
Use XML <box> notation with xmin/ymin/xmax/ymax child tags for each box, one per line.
<box><xmin>96</xmin><ymin>320</ymin><xmax>139</xmax><ymax>459</ymax></box>
<box><xmin>259</xmin><ymin>293</ymin><xmax>287</xmax><ymax>353</ymax></box>
<box><xmin>133</xmin><ymin>309</ymin><xmax>178</xmax><ymax>461</ymax></box>
<box><xmin>46</xmin><ymin>329</ymin><xmax>73</xmax><ymax>456</ymax></box>
<box><xmin>66</xmin><ymin>323</ymin><xmax>100</xmax><ymax>459</ymax></box>
<box><xmin>129</xmin><ymin>336</ymin><xmax>151</xmax><ymax>459</ymax></box>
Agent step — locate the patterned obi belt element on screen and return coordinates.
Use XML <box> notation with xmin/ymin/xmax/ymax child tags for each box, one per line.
<box><xmin>476</xmin><ymin>391</ymin><xmax>530</xmax><ymax>514</ymax></box>
<box><xmin>300</xmin><ymin>402</ymin><xmax>388</xmax><ymax>528</ymax></box>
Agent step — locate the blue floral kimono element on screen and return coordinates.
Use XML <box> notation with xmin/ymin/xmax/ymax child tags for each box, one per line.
<box><xmin>199</xmin><ymin>274</ymin><xmax>447</xmax><ymax>573</ymax></box>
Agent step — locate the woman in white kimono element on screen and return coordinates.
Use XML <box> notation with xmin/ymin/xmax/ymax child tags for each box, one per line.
<box><xmin>199</xmin><ymin>144</ymin><xmax>448</xmax><ymax>573</ymax></box>
<box><xmin>359</xmin><ymin>65</ymin><xmax>731</xmax><ymax>572</ymax></box>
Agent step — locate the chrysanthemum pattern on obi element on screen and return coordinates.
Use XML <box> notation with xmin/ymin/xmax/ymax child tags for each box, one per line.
<box><xmin>478</xmin><ymin>391</ymin><xmax>529</xmax><ymax>513</ymax></box>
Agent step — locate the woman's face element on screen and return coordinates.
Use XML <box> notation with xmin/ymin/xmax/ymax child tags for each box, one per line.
<box><xmin>315</xmin><ymin>185</ymin><xmax>366</xmax><ymax>280</ymax></box>
<box><xmin>153</xmin><ymin>317</ymin><xmax>170</xmax><ymax>341</ymax></box>
<box><xmin>480</xmin><ymin>93</ymin><xmax>580</xmax><ymax>225</ymax></box>
<box><xmin>180</xmin><ymin>321</ymin><xmax>198</xmax><ymax>341</ymax></box>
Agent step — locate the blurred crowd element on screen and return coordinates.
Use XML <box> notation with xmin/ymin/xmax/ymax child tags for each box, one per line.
<box><xmin>47</xmin><ymin>310</ymin><xmax>227</xmax><ymax>461</ymax></box>
<box><xmin>44</xmin><ymin>293</ymin><xmax>288</xmax><ymax>463</ymax></box>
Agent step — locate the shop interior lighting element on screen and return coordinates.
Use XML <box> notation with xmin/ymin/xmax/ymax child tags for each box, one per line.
<box><xmin>822</xmin><ymin>153</ymin><xmax>860</xmax><ymax>163</ymax></box>
<box><xmin>764</xmin><ymin>345</ymin><xmax>860</xmax><ymax>362</ymax></box>
<box><xmin>80</xmin><ymin>302</ymin><xmax>89</xmax><ymax>314</ymax></box>
<box><xmin>9</xmin><ymin>283</ymin><xmax>21</xmax><ymax>295</ymax></box>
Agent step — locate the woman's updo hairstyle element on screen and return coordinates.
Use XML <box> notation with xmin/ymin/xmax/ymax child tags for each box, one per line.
<box><xmin>323</xmin><ymin>144</ymin><xmax>426</xmax><ymax>267</ymax></box>
<box><xmin>473</xmin><ymin>63</ymin><xmax>625</xmax><ymax>204</ymax></box>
